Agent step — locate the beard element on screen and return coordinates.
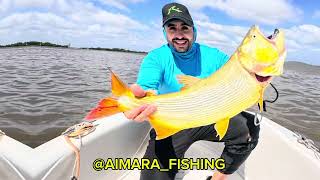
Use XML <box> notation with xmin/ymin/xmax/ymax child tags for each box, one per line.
<box><xmin>171</xmin><ymin>38</ymin><xmax>191</xmax><ymax>52</ymax></box>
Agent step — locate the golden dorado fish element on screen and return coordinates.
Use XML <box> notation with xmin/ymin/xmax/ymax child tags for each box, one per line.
<box><xmin>85</xmin><ymin>25</ymin><xmax>286</xmax><ymax>140</ymax></box>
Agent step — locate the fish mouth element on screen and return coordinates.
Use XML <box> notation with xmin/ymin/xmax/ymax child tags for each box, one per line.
<box><xmin>267</xmin><ymin>28</ymin><xmax>280</xmax><ymax>41</ymax></box>
<box><xmin>255</xmin><ymin>74</ymin><xmax>271</xmax><ymax>83</ymax></box>
<box><xmin>238</xmin><ymin>26</ymin><xmax>285</xmax><ymax>84</ymax></box>
<box><xmin>253</xmin><ymin>28</ymin><xmax>280</xmax><ymax>83</ymax></box>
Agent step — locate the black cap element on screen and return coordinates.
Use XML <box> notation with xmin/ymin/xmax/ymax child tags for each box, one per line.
<box><xmin>162</xmin><ymin>3</ymin><xmax>193</xmax><ymax>27</ymax></box>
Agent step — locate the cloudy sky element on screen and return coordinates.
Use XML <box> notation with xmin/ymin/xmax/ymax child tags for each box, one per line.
<box><xmin>0</xmin><ymin>0</ymin><xmax>319</xmax><ymax>65</ymax></box>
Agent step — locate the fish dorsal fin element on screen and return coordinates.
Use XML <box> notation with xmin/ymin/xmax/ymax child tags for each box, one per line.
<box><xmin>177</xmin><ymin>75</ymin><xmax>201</xmax><ymax>90</ymax></box>
<box><xmin>109</xmin><ymin>67</ymin><xmax>133</xmax><ymax>97</ymax></box>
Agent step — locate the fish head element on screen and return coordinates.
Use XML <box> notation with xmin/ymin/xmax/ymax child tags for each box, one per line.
<box><xmin>237</xmin><ymin>25</ymin><xmax>286</xmax><ymax>86</ymax></box>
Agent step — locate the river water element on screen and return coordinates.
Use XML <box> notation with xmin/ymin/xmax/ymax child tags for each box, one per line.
<box><xmin>0</xmin><ymin>47</ymin><xmax>319</xmax><ymax>148</ymax></box>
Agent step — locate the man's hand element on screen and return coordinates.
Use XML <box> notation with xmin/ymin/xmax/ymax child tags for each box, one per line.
<box><xmin>123</xmin><ymin>84</ymin><xmax>157</xmax><ymax>122</ymax></box>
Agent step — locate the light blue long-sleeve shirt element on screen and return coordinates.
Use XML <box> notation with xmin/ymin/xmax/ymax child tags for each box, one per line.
<box><xmin>136</xmin><ymin>43</ymin><xmax>229</xmax><ymax>94</ymax></box>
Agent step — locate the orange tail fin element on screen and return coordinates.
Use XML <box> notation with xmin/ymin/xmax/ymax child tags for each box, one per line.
<box><xmin>85</xmin><ymin>69</ymin><xmax>133</xmax><ymax>121</ymax></box>
<box><xmin>85</xmin><ymin>98</ymin><xmax>120</xmax><ymax>121</ymax></box>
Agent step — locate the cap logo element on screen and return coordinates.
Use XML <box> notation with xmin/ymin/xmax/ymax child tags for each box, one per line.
<box><xmin>167</xmin><ymin>5</ymin><xmax>182</xmax><ymax>15</ymax></box>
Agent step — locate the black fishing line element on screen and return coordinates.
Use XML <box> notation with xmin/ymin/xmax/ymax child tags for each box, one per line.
<box><xmin>258</xmin><ymin>83</ymin><xmax>279</xmax><ymax>112</ymax></box>
<box><xmin>265</xmin><ymin>83</ymin><xmax>279</xmax><ymax>103</ymax></box>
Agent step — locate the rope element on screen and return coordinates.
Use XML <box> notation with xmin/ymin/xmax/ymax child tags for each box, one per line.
<box><xmin>293</xmin><ymin>131</ymin><xmax>320</xmax><ymax>160</ymax></box>
<box><xmin>62</xmin><ymin>122</ymin><xmax>95</xmax><ymax>138</ymax></box>
<box><xmin>64</xmin><ymin>135</ymin><xmax>81</xmax><ymax>180</ymax></box>
<box><xmin>62</xmin><ymin>122</ymin><xmax>96</xmax><ymax>180</ymax></box>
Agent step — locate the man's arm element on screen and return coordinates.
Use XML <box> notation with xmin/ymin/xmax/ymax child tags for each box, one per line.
<box><xmin>124</xmin><ymin>52</ymin><xmax>162</xmax><ymax>122</ymax></box>
<box><xmin>136</xmin><ymin>52</ymin><xmax>163</xmax><ymax>93</ymax></box>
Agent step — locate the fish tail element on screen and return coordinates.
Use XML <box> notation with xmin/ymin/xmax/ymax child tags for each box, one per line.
<box><xmin>85</xmin><ymin>97</ymin><xmax>120</xmax><ymax>121</ymax></box>
<box><xmin>85</xmin><ymin>68</ymin><xmax>133</xmax><ymax>121</ymax></box>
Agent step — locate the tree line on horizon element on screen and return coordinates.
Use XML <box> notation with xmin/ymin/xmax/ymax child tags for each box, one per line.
<box><xmin>0</xmin><ymin>41</ymin><xmax>69</xmax><ymax>48</ymax></box>
<box><xmin>81</xmin><ymin>47</ymin><xmax>146</xmax><ymax>54</ymax></box>
<box><xmin>0</xmin><ymin>41</ymin><xmax>146</xmax><ymax>53</ymax></box>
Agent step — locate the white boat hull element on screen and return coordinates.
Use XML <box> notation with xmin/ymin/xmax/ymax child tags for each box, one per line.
<box><xmin>0</xmin><ymin>112</ymin><xmax>319</xmax><ymax>180</ymax></box>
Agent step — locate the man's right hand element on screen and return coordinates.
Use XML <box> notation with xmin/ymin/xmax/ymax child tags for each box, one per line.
<box><xmin>123</xmin><ymin>84</ymin><xmax>157</xmax><ymax>122</ymax></box>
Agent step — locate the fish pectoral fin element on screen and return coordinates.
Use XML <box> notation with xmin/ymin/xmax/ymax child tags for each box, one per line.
<box><xmin>258</xmin><ymin>88</ymin><xmax>265</xmax><ymax>112</ymax></box>
<box><xmin>155</xmin><ymin>127</ymin><xmax>181</xmax><ymax>140</ymax></box>
<box><xmin>214</xmin><ymin>118</ymin><xmax>230</xmax><ymax>141</ymax></box>
<box><xmin>149</xmin><ymin>117</ymin><xmax>181</xmax><ymax>140</ymax></box>
<box><xmin>176</xmin><ymin>75</ymin><xmax>201</xmax><ymax>90</ymax></box>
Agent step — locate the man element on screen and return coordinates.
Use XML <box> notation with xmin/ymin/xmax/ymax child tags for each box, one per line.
<box><xmin>123</xmin><ymin>2</ymin><xmax>259</xmax><ymax>180</ymax></box>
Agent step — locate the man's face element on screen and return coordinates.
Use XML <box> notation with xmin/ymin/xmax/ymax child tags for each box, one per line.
<box><xmin>164</xmin><ymin>20</ymin><xmax>194</xmax><ymax>52</ymax></box>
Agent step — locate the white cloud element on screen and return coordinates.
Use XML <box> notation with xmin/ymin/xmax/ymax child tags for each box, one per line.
<box><xmin>98</xmin><ymin>0</ymin><xmax>146</xmax><ymax>11</ymax></box>
<box><xmin>0</xmin><ymin>0</ymin><xmax>319</xmax><ymax>64</ymax></box>
<box><xmin>13</xmin><ymin>0</ymin><xmax>55</xmax><ymax>9</ymax></box>
<box><xmin>129</xmin><ymin>0</ymin><xmax>145</xmax><ymax>2</ymax></box>
<box><xmin>0</xmin><ymin>0</ymin><xmax>152</xmax><ymax>50</ymax></box>
<box><xmin>193</xmin><ymin>18</ymin><xmax>320</xmax><ymax>62</ymax></box>
<box><xmin>194</xmin><ymin>20</ymin><xmax>249</xmax><ymax>53</ymax></box>
<box><xmin>312</xmin><ymin>10</ymin><xmax>320</xmax><ymax>19</ymax></box>
<box><xmin>172</xmin><ymin>0</ymin><xmax>319</xmax><ymax>64</ymax></box>
<box><xmin>99</xmin><ymin>0</ymin><xmax>129</xmax><ymax>11</ymax></box>
<box><xmin>189</xmin><ymin>10</ymin><xmax>210</xmax><ymax>22</ymax></box>
<box><xmin>0</xmin><ymin>0</ymin><xmax>11</xmax><ymax>14</ymax></box>
<box><xmin>285</xmin><ymin>24</ymin><xmax>320</xmax><ymax>50</ymax></box>
<box><xmin>178</xmin><ymin>0</ymin><xmax>302</xmax><ymax>25</ymax></box>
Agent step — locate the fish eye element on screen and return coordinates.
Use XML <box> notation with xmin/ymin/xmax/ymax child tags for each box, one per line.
<box><xmin>252</xmin><ymin>34</ymin><xmax>256</xmax><ymax>38</ymax></box>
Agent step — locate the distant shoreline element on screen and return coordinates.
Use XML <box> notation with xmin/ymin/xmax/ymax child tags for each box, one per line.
<box><xmin>79</xmin><ymin>47</ymin><xmax>146</xmax><ymax>54</ymax></box>
<box><xmin>0</xmin><ymin>41</ymin><xmax>69</xmax><ymax>48</ymax></box>
<box><xmin>0</xmin><ymin>41</ymin><xmax>147</xmax><ymax>54</ymax></box>
<box><xmin>1</xmin><ymin>42</ymin><xmax>319</xmax><ymax>65</ymax></box>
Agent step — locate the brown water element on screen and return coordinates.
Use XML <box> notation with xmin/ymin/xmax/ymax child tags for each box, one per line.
<box><xmin>0</xmin><ymin>47</ymin><xmax>319</xmax><ymax>148</ymax></box>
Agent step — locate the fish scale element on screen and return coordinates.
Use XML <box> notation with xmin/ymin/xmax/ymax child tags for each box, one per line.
<box><xmin>138</xmin><ymin>59</ymin><xmax>261</xmax><ymax>129</ymax></box>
